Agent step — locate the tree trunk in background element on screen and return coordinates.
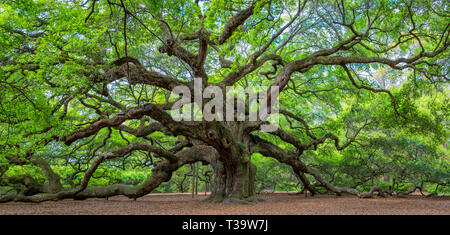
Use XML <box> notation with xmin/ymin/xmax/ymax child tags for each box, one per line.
<box><xmin>191</xmin><ymin>164</ymin><xmax>195</xmax><ymax>198</ymax></box>
<box><xmin>195</xmin><ymin>162</ymin><xmax>199</xmax><ymax>195</ymax></box>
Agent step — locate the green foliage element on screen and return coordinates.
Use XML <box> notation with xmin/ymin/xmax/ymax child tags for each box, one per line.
<box><xmin>252</xmin><ymin>153</ymin><xmax>299</xmax><ymax>192</ymax></box>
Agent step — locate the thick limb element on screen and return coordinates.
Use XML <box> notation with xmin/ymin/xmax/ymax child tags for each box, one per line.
<box><xmin>0</xmin><ymin>145</ymin><xmax>218</xmax><ymax>203</ymax></box>
<box><xmin>251</xmin><ymin>137</ymin><xmax>392</xmax><ymax>198</ymax></box>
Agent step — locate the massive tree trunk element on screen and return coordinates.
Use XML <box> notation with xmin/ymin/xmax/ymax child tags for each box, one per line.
<box><xmin>189</xmin><ymin>119</ymin><xmax>257</xmax><ymax>203</ymax></box>
<box><xmin>205</xmin><ymin>123</ymin><xmax>258</xmax><ymax>203</ymax></box>
<box><xmin>208</xmin><ymin>155</ymin><xmax>257</xmax><ymax>203</ymax></box>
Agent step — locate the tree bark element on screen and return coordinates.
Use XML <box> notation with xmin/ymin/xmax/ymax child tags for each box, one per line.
<box><xmin>205</xmin><ymin>140</ymin><xmax>258</xmax><ymax>204</ymax></box>
<box><xmin>207</xmin><ymin>157</ymin><xmax>257</xmax><ymax>203</ymax></box>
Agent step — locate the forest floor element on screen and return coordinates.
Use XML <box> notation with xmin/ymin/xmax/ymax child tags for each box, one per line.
<box><xmin>0</xmin><ymin>192</ymin><xmax>449</xmax><ymax>215</ymax></box>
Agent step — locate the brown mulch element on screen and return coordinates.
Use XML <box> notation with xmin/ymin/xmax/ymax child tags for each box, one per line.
<box><xmin>0</xmin><ymin>192</ymin><xmax>449</xmax><ymax>215</ymax></box>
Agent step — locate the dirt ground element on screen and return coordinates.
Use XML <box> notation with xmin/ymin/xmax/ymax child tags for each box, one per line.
<box><xmin>0</xmin><ymin>192</ymin><xmax>449</xmax><ymax>215</ymax></box>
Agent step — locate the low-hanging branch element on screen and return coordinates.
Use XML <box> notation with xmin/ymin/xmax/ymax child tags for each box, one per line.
<box><xmin>0</xmin><ymin>145</ymin><xmax>219</xmax><ymax>203</ymax></box>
